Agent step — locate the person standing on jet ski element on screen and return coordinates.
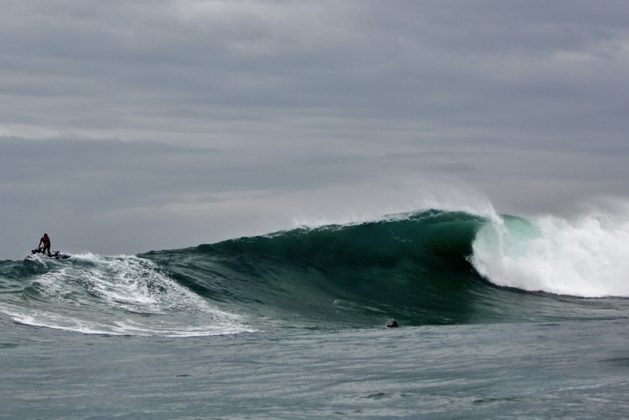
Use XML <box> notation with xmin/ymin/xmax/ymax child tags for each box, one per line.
<box><xmin>38</xmin><ymin>233</ymin><xmax>52</xmax><ymax>257</ymax></box>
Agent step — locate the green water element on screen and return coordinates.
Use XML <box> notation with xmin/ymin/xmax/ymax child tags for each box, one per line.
<box><xmin>2</xmin><ymin>209</ymin><xmax>629</xmax><ymax>417</ymax></box>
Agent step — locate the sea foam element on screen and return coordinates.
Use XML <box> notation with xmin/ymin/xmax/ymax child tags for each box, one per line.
<box><xmin>471</xmin><ymin>210</ymin><xmax>629</xmax><ymax>298</ymax></box>
<box><xmin>1</xmin><ymin>253</ymin><xmax>254</xmax><ymax>336</ymax></box>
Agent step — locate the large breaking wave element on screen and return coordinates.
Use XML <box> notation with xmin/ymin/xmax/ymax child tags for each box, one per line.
<box><xmin>472</xmin><ymin>213</ymin><xmax>629</xmax><ymax>297</ymax></box>
<box><xmin>1</xmin><ymin>209</ymin><xmax>628</xmax><ymax>336</ymax></box>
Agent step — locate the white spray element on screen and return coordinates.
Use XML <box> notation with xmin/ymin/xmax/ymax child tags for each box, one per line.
<box><xmin>471</xmin><ymin>209</ymin><xmax>629</xmax><ymax>298</ymax></box>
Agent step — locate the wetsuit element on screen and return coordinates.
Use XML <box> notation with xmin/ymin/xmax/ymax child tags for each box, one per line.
<box><xmin>38</xmin><ymin>235</ymin><xmax>51</xmax><ymax>257</ymax></box>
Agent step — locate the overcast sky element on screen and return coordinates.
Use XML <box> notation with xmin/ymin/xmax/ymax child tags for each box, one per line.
<box><xmin>2</xmin><ymin>0</ymin><xmax>629</xmax><ymax>258</ymax></box>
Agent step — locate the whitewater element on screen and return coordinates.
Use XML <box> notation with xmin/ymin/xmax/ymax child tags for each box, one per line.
<box><xmin>2</xmin><ymin>205</ymin><xmax>629</xmax><ymax>418</ymax></box>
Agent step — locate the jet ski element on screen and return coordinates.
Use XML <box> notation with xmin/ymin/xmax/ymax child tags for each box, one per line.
<box><xmin>27</xmin><ymin>249</ymin><xmax>71</xmax><ymax>260</ymax></box>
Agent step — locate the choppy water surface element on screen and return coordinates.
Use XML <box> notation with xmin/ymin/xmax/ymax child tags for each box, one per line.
<box><xmin>2</xmin><ymin>209</ymin><xmax>629</xmax><ymax>417</ymax></box>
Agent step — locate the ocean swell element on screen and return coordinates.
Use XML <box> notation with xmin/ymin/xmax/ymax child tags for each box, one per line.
<box><xmin>1</xmin><ymin>209</ymin><xmax>628</xmax><ymax>336</ymax></box>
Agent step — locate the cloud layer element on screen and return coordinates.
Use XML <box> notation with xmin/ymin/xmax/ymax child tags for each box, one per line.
<box><xmin>3</xmin><ymin>1</ymin><xmax>629</xmax><ymax>144</ymax></box>
<box><xmin>2</xmin><ymin>1</ymin><xmax>629</xmax><ymax>257</ymax></box>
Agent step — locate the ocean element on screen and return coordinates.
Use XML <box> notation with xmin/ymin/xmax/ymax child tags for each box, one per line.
<box><xmin>2</xmin><ymin>209</ymin><xmax>629</xmax><ymax>418</ymax></box>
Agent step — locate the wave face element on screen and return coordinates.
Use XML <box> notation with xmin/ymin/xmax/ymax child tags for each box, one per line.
<box><xmin>1</xmin><ymin>209</ymin><xmax>628</xmax><ymax>336</ymax></box>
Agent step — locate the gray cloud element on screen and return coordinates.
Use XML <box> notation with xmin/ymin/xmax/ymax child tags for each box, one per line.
<box><xmin>3</xmin><ymin>0</ymin><xmax>629</xmax><ymax>143</ymax></box>
<box><xmin>2</xmin><ymin>1</ymin><xmax>629</xmax><ymax>258</ymax></box>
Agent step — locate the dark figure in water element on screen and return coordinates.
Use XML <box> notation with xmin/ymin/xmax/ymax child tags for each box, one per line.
<box><xmin>386</xmin><ymin>320</ymin><xmax>399</xmax><ymax>328</ymax></box>
<box><xmin>38</xmin><ymin>233</ymin><xmax>52</xmax><ymax>257</ymax></box>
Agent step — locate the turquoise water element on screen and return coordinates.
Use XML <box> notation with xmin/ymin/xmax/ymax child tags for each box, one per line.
<box><xmin>2</xmin><ymin>210</ymin><xmax>629</xmax><ymax>417</ymax></box>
